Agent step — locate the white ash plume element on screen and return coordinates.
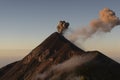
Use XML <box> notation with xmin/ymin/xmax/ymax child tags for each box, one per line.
<box><xmin>68</xmin><ymin>8</ymin><xmax>120</xmax><ymax>42</ymax></box>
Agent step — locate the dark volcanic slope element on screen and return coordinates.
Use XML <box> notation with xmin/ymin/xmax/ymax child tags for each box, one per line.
<box><xmin>83</xmin><ymin>51</ymin><xmax>120</xmax><ymax>80</ymax></box>
<box><xmin>0</xmin><ymin>61</ymin><xmax>18</xmax><ymax>78</ymax></box>
<box><xmin>0</xmin><ymin>32</ymin><xmax>120</xmax><ymax>80</ymax></box>
<box><xmin>0</xmin><ymin>32</ymin><xmax>84</xmax><ymax>80</ymax></box>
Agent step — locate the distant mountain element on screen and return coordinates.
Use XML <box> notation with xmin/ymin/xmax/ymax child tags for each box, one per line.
<box><xmin>0</xmin><ymin>32</ymin><xmax>120</xmax><ymax>80</ymax></box>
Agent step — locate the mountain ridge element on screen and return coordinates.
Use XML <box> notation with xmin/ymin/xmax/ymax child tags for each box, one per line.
<box><xmin>0</xmin><ymin>32</ymin><xmax>120</xmax><ymax>80</ymax></box>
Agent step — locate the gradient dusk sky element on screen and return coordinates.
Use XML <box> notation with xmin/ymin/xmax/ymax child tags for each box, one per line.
<box><xmin>0</xmin><ymin>0</ymin><xmax>120</xmax><ymax>67</ymax></box>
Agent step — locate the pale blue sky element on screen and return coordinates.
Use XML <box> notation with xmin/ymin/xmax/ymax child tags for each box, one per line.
<box><xmin>0</xmin><ymin>0</ymin><xmax>120</xmax><ymax>67</ymax></box>
<box><xmin>0</xmin><ymin>0</ymin><xmax>120</xmax><ymax>49</ymax></box>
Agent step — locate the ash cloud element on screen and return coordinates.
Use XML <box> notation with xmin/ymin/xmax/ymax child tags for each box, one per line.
<box><xmin>57</xmin><ymin>21</ymin><xmax>69</xmax><ymax>34</ymax></box>
<box><xmin>67</xmin><ymin>8</ymin><xmax>120</xmax><ymax>42</ymax></box>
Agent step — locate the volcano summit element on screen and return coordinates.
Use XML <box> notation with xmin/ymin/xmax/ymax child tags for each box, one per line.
<box><xmin>0</xmin><ymin>32</ymin><xmax>120</xmax><ymax>80</ymax></box>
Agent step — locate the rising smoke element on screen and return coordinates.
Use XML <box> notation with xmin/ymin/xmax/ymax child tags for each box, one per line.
<box><xmin>57</xmin><ymin>21</ymin><xmax>69</xmax><ymax>34</ymax></box>
<box><xmin>67</xmin><ymin>8</ymin><xmax>120</xmax><ymax>42</ymax></box>
<box><xmin>35</xmin><ymin>53</ymin><xmax>96</xmax><ymax>80</ymax></box>
<box><xmin>36</xmin><ymin>8</ymin><xmax>120</xmax><ymax>80</ymax></box>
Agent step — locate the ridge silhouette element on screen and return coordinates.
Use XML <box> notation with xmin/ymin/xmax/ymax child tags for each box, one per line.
<box><xmin>0</xmin><ymin>32</ymin><xmax>120</xmax><ymax>80</ymax></box>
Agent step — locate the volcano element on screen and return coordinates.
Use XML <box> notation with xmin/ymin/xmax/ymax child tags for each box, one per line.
<box><xmin>0</xmin><ymin>32</ymin><xmax>120</xmax><ymax>80</ymax></box>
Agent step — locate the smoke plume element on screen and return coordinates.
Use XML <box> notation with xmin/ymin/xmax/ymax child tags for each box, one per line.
<box><xmin>35</xmin><ymin>53</ymin><xmax>96</xmax><ymax>80</ymax></box>
<box><xmin>67</xmin><ymin>8</ymin><xmax>120</xmax><ymax>42</ymax></box>
<box><xmin>57</xmin><ymin>21</ymin><xmax>69</xmax><ymax>34</ymax></box>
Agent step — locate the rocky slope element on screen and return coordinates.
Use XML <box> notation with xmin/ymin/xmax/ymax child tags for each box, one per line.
<box><xmin>0</xmin><ymin>32</ymin><xmax>120</xmax><ymax>80</ymax></box>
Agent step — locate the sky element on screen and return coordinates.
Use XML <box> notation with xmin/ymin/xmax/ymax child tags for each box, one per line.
<box><xmin>0</xmin><ymin>0</ymin><xmax>120</xmax><ymax>67</ymax></box>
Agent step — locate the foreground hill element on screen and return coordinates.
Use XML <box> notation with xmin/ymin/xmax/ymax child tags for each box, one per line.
<box><xmin>0</xmin><ymin>32</ymin><xmax>120</xmax><ymax>80</ymax></box>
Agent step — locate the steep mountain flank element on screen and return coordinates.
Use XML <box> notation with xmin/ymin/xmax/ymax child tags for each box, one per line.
<box><xmin>0</xmin><ymin>32</ymin><xmax>120</xmax><ymax>80</ymax></box>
